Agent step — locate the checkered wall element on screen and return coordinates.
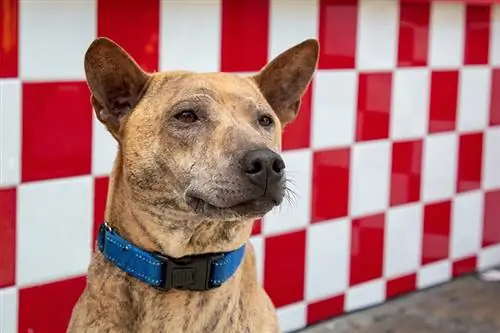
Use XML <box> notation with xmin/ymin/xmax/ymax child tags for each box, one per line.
<box><xmin>1</xmin><ymin>0</ymin><xmax>500</xmax><ymax>332</ymax></box>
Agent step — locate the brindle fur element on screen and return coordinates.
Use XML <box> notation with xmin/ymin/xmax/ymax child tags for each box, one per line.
<box><xmin>67</xmin><ymin>37</ymin><xmax>319</xmax><ymax>333</ymax></box>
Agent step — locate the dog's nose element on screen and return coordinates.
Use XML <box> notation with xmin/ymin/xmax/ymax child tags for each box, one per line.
<box><xmin>242</xmin><ymin>149</ymin><xmax>285</xmax><ymax>186</ymax></box>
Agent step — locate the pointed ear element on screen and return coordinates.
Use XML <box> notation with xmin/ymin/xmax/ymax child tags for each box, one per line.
<box><xmin>253</xmin><ymin>39</ymin><xmax>319</xmax><ymax>126</ymax></box>
<box><xmin>84</xmin><ymin>37</ymin><xmax>150</xmax><ymax>138</ymax></box>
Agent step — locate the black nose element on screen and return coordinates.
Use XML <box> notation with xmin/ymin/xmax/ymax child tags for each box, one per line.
<box><xmin>241</xmin><ymin>149</ymin><xmax>285</xmax><ymax>187</ymax></box>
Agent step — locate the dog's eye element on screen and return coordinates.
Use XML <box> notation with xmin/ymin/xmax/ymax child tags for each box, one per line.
<box><xmin>258</xmin><ymin>115</ymin><xmax>273</xmax><ymax>127</ymax></box>
<box><xmin>174</xmin><ymin>110</ymin><xmax>199</xmax><ymax>123</ymax></box>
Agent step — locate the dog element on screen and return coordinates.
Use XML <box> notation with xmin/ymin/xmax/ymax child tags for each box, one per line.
<box><xmin>67</xmin><ymin>36</ymin><xmax>319</xmax><ymax>333</ymax></box>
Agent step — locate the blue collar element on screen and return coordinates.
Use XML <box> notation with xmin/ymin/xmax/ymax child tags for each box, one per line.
<box><xmin>97</xmin><ymin>223</ymin><xmax>246</xmax><ymax>291</ymax></box>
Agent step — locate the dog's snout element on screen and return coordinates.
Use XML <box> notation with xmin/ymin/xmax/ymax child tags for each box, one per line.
<box><xmin>242</xmin><ymin>149</ymin><xmax>285</xmax><ymax>186</ymax></box>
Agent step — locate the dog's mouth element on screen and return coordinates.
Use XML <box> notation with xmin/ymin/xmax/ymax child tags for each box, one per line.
<box><xmin>185</xmin><ymin>194</ymin><xmax>282</xmax><ymax>219</ymax></box>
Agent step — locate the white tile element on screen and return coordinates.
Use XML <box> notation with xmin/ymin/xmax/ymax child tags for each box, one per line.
<box><xmin>450</xmin><ymin>191</ymin><xmax>484</xmax><ymax>260</ymax></box>
<box><xmin>350</xmin><ymin>141</ymin><xmax>391</xmax><ymax>217</ymax></box>
<box><xmin>17</xmin><ymin>176</ymin><xmax>93</xmax><ymax>287</ymax></box>
<box><xmin>417</xmin><ymin>260</ymin><xmax>452</xmax><ymax>289</ymax></box>
<box><xmin>277</xmin><ymin>302</ymin><xmax>306</xmax><ymax>333</ymax></box>
<box><xmin>384</xmin><ymin>204</ymin><xmax>423</xmax><ymax>279</ymax></box>
<box><xmin>345</xmin><ymin>279</ymin><xmax>385</xmax><ymax>312</ymax></box>
<box><xmin>356</xmin><ymin>0</ymin><xmax>398</xmax><ymax>70</ymax></box>
<box><xmin>92</xmin><ymin>116</ymin><xmax>118</xmax><ymax>176</ymax></box>
<box><xmin>490</xmin><ymin>6</ymin><xmax>500</xmax><ymax>66</ymax></box>
<box><xmin>429</xmin><ymin>3</ymin><xmax>465</xmax><ymax>68</ymax></box>
<box><xmin>0</xmin><ymin>80</ymin><xmax>21</xmax><ymax>187</ymax></box>
<box><xmin>458</xmin><ymin>67</ymin><xmax>491</xmax><ymax>132</ymax></box>
<box><xmin>482</xmin><ymin>127</ymin><xmax>500</xmax><ymax>190</ymax></box>
<box><xmin>478</xmin><ymin>244</ymin><xmax>500</xmax><ymax>270</ymax></box>
<box><xmin>0</xmin><ymin>287</ymin><xmax>17</xmax><ymax>333</ymax></box>
<box><xmin>390</xmin><ymin>69</ymin><xmax>430</xmax><ymax>140</ymax></box>
<box><xmin>311</xmin><ymin>70</ymin><xmax>357</xmax><ymax>149</ymax></box>
<box><xmin>268</xmin><ymin>0</ymin><xmax>318</xmax><ymax>60</ymax></box>
<box><xmin>249</xmin><ymin>235</ymin><xmax>264</xmax><ymax>286</ymax></box>
<box><xmin>20</xmin><ymin>0</ymin><xmax>96</xmax><ymax>81</ymax></box>
<box><xmin>263</xmin><ymin>149</ymin><xmax>312</xmax><ymax>235</ymax></box>
<box><xmin>160</xmin><ymin>0</ymin><xmax>221</xmax><ymax>72</ymax></box>
<box><xmin>421</xmin><ymin>133</ymin><xmax>458</xmax><ymax>202</ymax></box>
<box><xmin>306</xmin><ymin>219</ymin><xmax>350</xmax><ymax>301</ymax></box>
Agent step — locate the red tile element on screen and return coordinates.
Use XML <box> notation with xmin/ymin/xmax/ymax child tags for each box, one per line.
<box><xmin>307</xmin><ymin>294</ymin><xmax>345</xmax><ymax>325</ymax></box>
<box><xmin>318</xmin><ymin>0</ymin><xmax>358</xmax><ymax>69</ymax></box>
<box><xmin>252</xmin><ymin>218</ymin><xmax>262</xmax><ymax>235</ymax></box>
<box><xmin>397</xmin><ymin>3</ymin><xmax>430</xmax><ymax>67</ymax></box>
<box><xmin>18</xmin><ymin>276</ymin><xmax>86</xmax><ymax>333</ymax></box>
<box><xmin>93</xmin><ymin>176</ymin><xmax>110</xmax><ymax>247</ymax></box>
<box><xmin>386</xmin><ymin>273</ymin><xmax>417</xmax><ymax>299</ymax></box>
<box><xmin>97</xmin><ymin>0</ymin><xmax>159</xmax><ymax>72</ymax></box>
<box><xmin>311</xmin><ymin>148</ymin><xmax>350</xmax><ymax>223</ymax></box>
<box><xmin>483</xmin><ymin>189</ymin><xmax>500</xmax><ymax>247</ymax></box>
<box><xmin>220</xmin><ymin>0</ymin><xmax>269</xmax><ymax>72</ymax></box>
<box><xmin>0</xmin><ymin>0</ymin><xmax>18</xmax><ymax>77</ymax></box>
<box><xmin>356</xmin><ymin>72</ymin><xmax>392</xmax><ymax>142</ymax></box>
<box><xmin>390</xmin><ymin>140</ymin><xmax>423</xmax><ymax>206</ymax></box>
<box><xmin>452</xmin><ymin>256</ymin><xmax>477</xmax><ymax>277</ymax></box>
<box><xmin>489</xmin><ymin>68</ymin><xmax>500</xmax><ymax>126</ymax></box>
<box><xmin>464</xmin><ymin>5</ymin><xmax>490</xmax><ymax>65</ymax></box>
<box><xmin>422</xmin><ymin>200</ymin><xmax>452</xmax><ymax>265</ymax></box>
<box><xmin>428</xmin><ymin>71</ymin><xmax>459</xmax><ymax>133</ymax></box>
<box><xmin>0</xmin><ymin>187</ymin><xmax>16</xmax><ymax>288</ymax></box>
<box><xmin>282</xmin><ymin>83</ymin><xmax>312</xmax><ymax>151</ymax></box>
<box><xmin>350</xmin><ymin>213</ymin><xmax>385</xmax><ymax>286</ymax></box>
<box><xmin>264</xmin><ymin>230</ymin><xmax>306</xmax><ymax>307</ymax></box>
<box><xmin>456</xmin><ymin>132</ymin><xmax>483</xmax><ymax>193</ymax></box>
<box><xmin>21</xmin><ymin>82</ymin><xmax>93</xmax><ymax>182</ymax></box>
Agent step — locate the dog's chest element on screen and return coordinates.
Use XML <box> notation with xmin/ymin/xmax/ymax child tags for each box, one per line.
<box><xmin>135</xmin><ymin>292</ymin><xmax>276</xmax><ymax>333</ymax></box>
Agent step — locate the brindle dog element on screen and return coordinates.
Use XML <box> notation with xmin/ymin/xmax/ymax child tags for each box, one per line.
<box><xmin>67</xmin><ymin>37</ymin><xmax>319</xmax><ymax>333</ymax></box>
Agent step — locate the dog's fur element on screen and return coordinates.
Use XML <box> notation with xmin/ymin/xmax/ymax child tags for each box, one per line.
<box><xmin>67</xmin><ymin>37</ymin><xmax>318</xmax><ymax>333</ymax></box>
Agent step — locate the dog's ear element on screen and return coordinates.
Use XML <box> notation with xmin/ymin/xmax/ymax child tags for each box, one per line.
<box><xmin>253</xmin><ymin>39</ymin><xmax>319</xmax><ymax>126</ymax></box>
<box><xmin>84</xmin><ymin>37</ymin><xmax>150</xmax><ymax>138</ymax></box>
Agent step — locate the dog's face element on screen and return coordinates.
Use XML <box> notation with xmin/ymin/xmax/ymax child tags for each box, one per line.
<box><xmin>84</xmin><ymin>38</ymin><xmax>318</xmax><ymax>221</ymax></box>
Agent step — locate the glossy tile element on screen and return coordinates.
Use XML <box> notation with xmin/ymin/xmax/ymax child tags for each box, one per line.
<box><xmin>489</xmin><ymin>68</ymin><xmax>500</xmax><ymax>126</ymax></box>
<box><xmin>264</xmin><ymin>230</ymin><xmax>306</xmax><ymax>308</ymax></box>
<box><xmin>311</xmin><ymin>70</ymin><xmax>357</xmax><ymax>149</ymax></box>
<box><xmin>220</xmin><ymin>0</ymin><xmax>269</xmax><ymax>72</ymax></box>
<box><xmin>318</xmin><ymin>0</ymin><xmax>358</xmax><ymax>69</ymax></box>
<box><xmin>306</xmin><ymin>218</ymin><xmax>350</xmax><ymax>301</ymax></box>
<box><xmin>456</xmin><ymin>132</ymin><xmax>483</xmax><ymax>193</ymax></box>
<box><xmin>450</xmin><ymin>191</ymin><xmax>483</xmax><ymax>260</ymax></box>
<box><xmin>350</xmin><ymin>213</ymin><xmax>385</xmax><ymax>286</ymax></box>
<box><xmin>18</xmin><ymin>276</ymin><xmax>86</xmax><ymax>333</ymax></box>
<box><xmin>0</xmin><ymin>0</ymin><xmax>18</xmax><ymax>77</ymax></box>
<box><xmin>282</xmin><ymin>84</ymin><xmax>312</xmax><ymax>151</ymax></box>
<box><xmin>390</xmin><ymin>139</ymin><xmax>423</xmax><ymax>206</ymax></box>
<box><xmin>464</xmin><ymin>4</ymin><xmax>490</xmax><ymax>65</ymax></box>
<box><xmin>356</xmin><ymin>0</ymin><xmax>398</xmax><ymax>70</ymax></box>
<box><xmin>98</xmin><ymin>0</ymin><xmax>159</xmax><ymax>72</ymax></box>
<box><xmin>160</xmin><ymin>0</ymin><xmax>220</xmax><ymax>72</ymax></box>
<box><xmin>397</xmin><ymin>3</ymin><xmax>430</xmax><ymax>67</ymax></box>
<box><xmin>0</xmin><ymin>187</ymin><xmax>16</xmax><ymax>288</ymax></box>
<box><xmin>311</xmin><ymin>148</ymin><xmax>350</xmax><ymax>223</ymax></box>
<box><xmin>21</xmin><ymin>82</ymin><xmax>92</xmax><ymax>182</ymax></box>
<box><xmin>356</xmin><ymin>72</ymin><xmax>392</xmax><ymax>141</ymax></box>
<box><xmin>422</xmin><ymin>200</ymin><xmax>452</xmax><ymax>265</ymax></box>
<box><xmin>482</xmin><ymin>189</ymin><xmax>500</xmax><ymax>247</ymax></box>
<box><xmin>307</xmin><ymin>294</ymin><xmax>344</xmax><ymax>325</ymax></box>
<box><xmin>428</xmin><ymin>71</ymin><xmax>459</xmax><ymax>134</ymax></box>
<box><xmin>386</xmin><ymin>273</ymin><xmax>417</xmax><ymax>299</ymax></box>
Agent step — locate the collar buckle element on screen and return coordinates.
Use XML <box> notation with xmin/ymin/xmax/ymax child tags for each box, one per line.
<box><xmin>153</xmin><ymin>252</ymin><xmax>224</xmax><ymax>291</ymax></box>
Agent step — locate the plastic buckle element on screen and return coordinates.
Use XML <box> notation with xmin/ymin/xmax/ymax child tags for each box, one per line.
<box><xmin>153</xmin><ymin>252</ymin><xmax>224</xmax><ymax>291</ymax></box>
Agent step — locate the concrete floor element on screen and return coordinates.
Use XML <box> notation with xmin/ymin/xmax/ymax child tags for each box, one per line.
<box><xmin>299</xmin><ymin>273</ymin><xmax>500</xmax><ymax>333</ymax></box>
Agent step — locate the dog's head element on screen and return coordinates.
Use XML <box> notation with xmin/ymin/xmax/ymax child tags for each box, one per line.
<box><xmin>84</xmin><ymin>38</ymin><xmax>318</xmax><ymax>221</ymax></box>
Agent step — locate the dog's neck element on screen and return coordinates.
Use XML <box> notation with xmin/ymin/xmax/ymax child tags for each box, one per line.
<box><xmin>102</xmin><ymin>157</ymin><xmax>254</xmax><ymax>259</ymax></box>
